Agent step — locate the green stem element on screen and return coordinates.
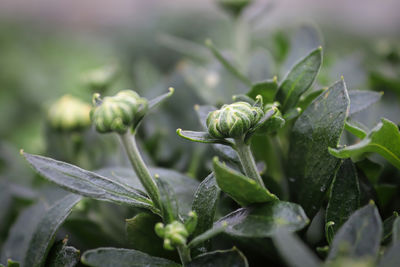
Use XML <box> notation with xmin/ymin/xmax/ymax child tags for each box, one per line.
<box><xmin>119</xmin><ymin>132</ymin><xmax>161</xmax><ymax>210</ymax></box>
<box><xmin>234</xmin><ymin>138</ymin><xmax>265</xmax><ymax>188</ymax></box>
<box><xmin>177</xmin><ymin>245</ymin><xmax>191</xmax><ymax>266</ymax></box>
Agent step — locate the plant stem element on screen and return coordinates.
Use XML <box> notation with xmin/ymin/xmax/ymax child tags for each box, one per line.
<box><xmin>119</xmin><ymin>132</ymin><xmax>161</xmax><ymax>210</ymax></box>
<box><xmin>234</xmin><ymin>138</ymin><xmax>265</xmax><ymax>188</ymax></box>
<box><xmin>177</xmin><ymin>245</ymin><xmax>191</xmax><ymax>266</ymax></box>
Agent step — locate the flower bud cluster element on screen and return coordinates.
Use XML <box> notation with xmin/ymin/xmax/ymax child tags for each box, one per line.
<box><xmin>91</xmin><ymin>90</ymin><xmax>148</xmax><ymax>134</ymax></box>
<box><xmin>155</xmin><ymin>221</ymin><xmax>189</xmax><ymax>250</ymax></box>
<box><xmin>206</xmin><ymin>101</ymin><xmax>263</xmax><ymax>139</ymax></box>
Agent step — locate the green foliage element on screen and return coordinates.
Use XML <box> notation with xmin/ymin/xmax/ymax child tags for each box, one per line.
<box><xmin>1</xmin><ymin>1</ymin><xmax>399</xmax><ymax>266</ymax></box>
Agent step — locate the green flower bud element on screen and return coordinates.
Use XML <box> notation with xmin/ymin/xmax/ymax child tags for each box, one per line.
<box><xmin>206</xmin><ymin>102</ymin><xmax>263</xmax><ymax>139</ymax></box>
<box><xmin>91</xmin><ymin>90</ymin><xmax>148</xmax><ymax>134</ymax></box>
<box><xmin>47</xmin><ymin>95</ymin><xmax>91</xmax><ymax>132</ymax></box>
<box><xmin>154</xmin><ymin>221</ymin><xmax>189</xmax><ymax>251</ymax></box>
<box><xmin>217</xmin><ymin>0</ymin><xmax>252</xmax><ymax>17</ymax></box>
<box><xmin>82</xmin><ymin>64</ymin><xmax>118</xmax><ymax>93</ymax></box>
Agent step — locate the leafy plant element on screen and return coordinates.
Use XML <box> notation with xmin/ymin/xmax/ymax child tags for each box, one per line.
<box><xmin>1</xmin><ymin>0</ymin><xmax>399</xmax><ymax>266</ymax></box>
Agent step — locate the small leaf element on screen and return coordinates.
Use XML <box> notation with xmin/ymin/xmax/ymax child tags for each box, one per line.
<box><xmin>126</xmin><ymin>213</ymin><xmax>176</xmax><ymax>260</ymax></box>
<box><xmin>187</xmin><ymin>248</ymin><xmax>248</xmax><ymax>267</ymax></box>
<box><xmin>288</xmin><ymin>79</ymin><xmax>350</xmax><ymax>217</ymax></box>
<box><xmin>348</xmin><ymin>90</ymin><xmax>383</xmax><ymax>115</ymax></box>
<box><xmin>244</xmin><ymin>107</ymin><xmax>277</xmax><ymax>142</ymax></box>
<box><xmin>273</xmin><ymin>231</ymin><xmax>321</xmax><ymax>267</ymax></box>
<box><xmin>216</xmin><ymin>201</ymin><xmax>309</xmax><ymax>238</ymax></box>
<box><xmin>25</xmin><ymin>194</ymin><xmax>82</xmax><ymax>267</ymax></box>
<box><xmin>22</xmin><ymin>152</ymin><xmax>155</xmax><ymax>212</ymax></box>
<box><xmin>148</xmin><ymin>87</ymin><xmax>175</xmax><ymax>110</ymax></box>
<box><xmin>155</xmin><ymin>175</ymin><xmax>179</xmax><ymax>223</ymax></box>
<box><xmin>344</xmin><ymin>120</ymin><xmax>367</xmax><ymax>139</ymax></box>
<box><xmin>326</xmin><ymin>159</ymin><xmax>360</xmax><ymax>236</ymax></box>
<box><xmin>205</xmin><ymin>39</ymin><xmax>252</xmax><ymax>87</ymax></box>
<box><xmin>327</xmin><ymin>203</ymin><xmax>382</xmax><ymax>261</ymax></box>
<box><xmin>329</xmin><ymin>118</ymin><xmax>400</xmax><ymax>170</ymax></box>
<box><xmin>46</xmin><ymin>239</ymin><xmax>80</xmax><ymax>267</ymax></box>
<box><xmin>213</xmin><ymin>157</ymin><xmax>278</xmax><ymax>206</ymax></box>
<box><xmin>246</xmin><ymin>78</ymin><xmax>278</xmax><ymax>103</ymax></box>
<box><xmin>81</xmin><ymin>248</ymin><xmax>180</xmax><ymax>267</ymax></box>
<box><xmin>176</xmin><ymin>129</ymin><xmax>234</xmax><ymax>147</ymax></box>
<box><xmin>188</xmin><ymin>223</ymin><xmax>227</xmax><ymax>249</ymax></box>
<box><xmin>275</xmin><ymin>47</ymin><xmax>323</xmax><ymax>112</ymax></box>
<box><xmin>191</xmin><ymin>174</ymin><xmax>220</xmax><ymax>254</ymax></box>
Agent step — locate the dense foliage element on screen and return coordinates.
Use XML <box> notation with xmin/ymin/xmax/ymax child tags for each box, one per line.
<box><xmin>1</xmin><ymin>0</ymin><xmax>400</xmax><ymax>266</ymax></box>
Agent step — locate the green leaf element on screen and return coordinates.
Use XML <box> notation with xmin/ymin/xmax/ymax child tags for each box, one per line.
<box><xmin>273</xmin><ymin>231</ymin><xmax>321</xmax><ymax>267</ymax></box>
<box><xmin>382</xmin><ymin>212</ymin><xmax>399</xmax><ymax>244</ymax></box>
<box><xmin>97</xmin><ymin>167</ymin><xmax>199</xmax><ymax>215</ymax></box>
<box><xmin>81</xmin><ymin>248</ymin><xmax>180</xmax><ymax>267</ymax></box>
<box><xmin>344</xmin><ymin>120</ymin><xmax>367</xmax><ymax>139</ymax></box>
<box><xmin>246</xmin><ymin>78</ymin><xmax>278</xmax><ymax>103</ymax></box>
<box><xmin>46</xmin><ymin>239</ymin><xmax>80</xmax><ymax>267</ymax></box>
<box><xmin>327</xmin><ymin>203</ymin><xmax>382</xmax><ymax>261</ymax></box>
<box><xmin>329</xmin><ymin>118</ymin><xmax>400</xmax><ymax>170</ymax></box>
<box><xmin>22</xmin><ymin>152</ymin><xmax>155</xmax><ymax>212</ymax></box>
<box><xmin>25</xmin><ymin>194</ymin><xmax>82</xmax><ymax>267</ymax></box>
<box><xmin>187</xmin><ymin>248</ymin><xmax>248</xmax><ymax>267</ymax></box>
<box><xmin>205</xmin><ymin>39</ymin><xmax>252</xmax><ymax>87</ymax></box>
<box><xmin>1</xmin><ymin>260</ymin><xmax>20</xmax><ymax>267</ymax></box>
<box><xmin>148</xmin><ymin>87</ymin><xmax>175</xmax><ymax>110</ymax></box>
<box><xmin>213</xmin><ymin>157</ymin><xmax>278</xmax><ymax>206</ymax></box>
<box><xmin>275</xmin><ymin>47</ymin><xmax>322</xmax><ymax>112</ymax></box>
<box><xmin>348</xmin><ymin>90</ymin><xmax>383</xmax><ymax>115</ymax></box>
<box><xmin>326</xmin><ymin>159</ymin><xmax>360</xmax><ymax>236</ymax></box>
<box><xmin>155</xmin><ymin>176</ymin><xmax>179</xmax><ymax>223</ymax></box>
<box><xmin>126</xmin><ymin>213</ymin><xmax>176</xmax><ymax>260</ymax></box>
<box><xmin>298</xmin><ymin>88</ymin><xmax>325</xmax><ymax>111</ymax></box>
<box><xmin>288</xmin><ymin>79</ymin><xmax>350</xmax><ymax>217</ymax></box>
<box><xmin>176</xmin><ymin>129</ymin><xmax>234</xmax><ymax>147</ymax></box>
<box><xmin>191</xmin><ymin>174</ymin><xmax>220</xmax><ymax>254</ymax></box>
<box><xmin>216</xmin><ymin>201</ymin><xmax>309</xmax><ymax>238</ymax></box>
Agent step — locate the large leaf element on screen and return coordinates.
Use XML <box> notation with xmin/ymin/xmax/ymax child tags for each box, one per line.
<box><xmin>326</xmin><ymin>159</ymin><xmax>360</xmax><ymax>236</ymax></box>
<box><xmin>22</xmin><ymin>152</ymin><xmax>155</xmax><ymax>212</ymax></box>
<box><xmin>378</xmin><ymin>242</ymin><xmax>400</xmax><ymax>267</ymax></box>
<box><xmin>24</xmin><ymin>194</ymin><xmax>81</xmax><ymax>267</ymax></box>
<box><xmin>273</xmin><ymin>231</ymin><xmax>321</xmax><ymax>267</ymax></box>
<box><xmin>216</xmin><ymin>201</ymin><xmax>309</xmax><ymax>238</ymax></box>
<box><xmin>97</xmin><ymin>167</ymin><xmax>199</xmax><ymax>215</ymax></box>
<box><xmin>187</xmin><ymin>248</ymin><xmax>248</xmax><ymax>267</ymax></box>
<box><xmin>288</xmin><ymin>79</ymin><xmax>350</xmax><ymax>217</ymax></box>
<box><xmin>81</xmin><ymin>248</ymin><xmax>180</xmax><ymax>267</ymax></box>
<box><xmin>275</xmin><ymin>47</ymin><xmax>322</xmax><ymax>112</ymax></box>
<box><xmin>348</xmin><ymin>90</ymin><xmax>383</xmax><ymax>115</ymax></box>
<box><xmin>213</xmin><ymin>157</ymin><xmax>278</xmax><ymax>206</ymax></box>
<box><xmin>327</xmin><ymin>203</ymin><xmax>382</xmax><ymax>261</ymax></box>
<box><xmin>329</xmin><ymin>118</ymin><xmax>400</xmax><ymax>170</ymax></box>
<box><xmin>191</xmin><ymin>173</ymin><xmax>220</xmax><ymax>254</ymax></box>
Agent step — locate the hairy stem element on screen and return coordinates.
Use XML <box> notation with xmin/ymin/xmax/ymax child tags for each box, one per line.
<box><xmin>234</xmin><ymin>138</ymin><xmax>265</xmax><ymax>188</ymax></box>
<box><xmin>120</xmin><ymin>132</ymin><xmax>161</xmax><ymax>210</ymax></box>
<box><xmin>177</xmin><ymin>245</ymin><xmax>191</xmax><ymax>266</ymax></box>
